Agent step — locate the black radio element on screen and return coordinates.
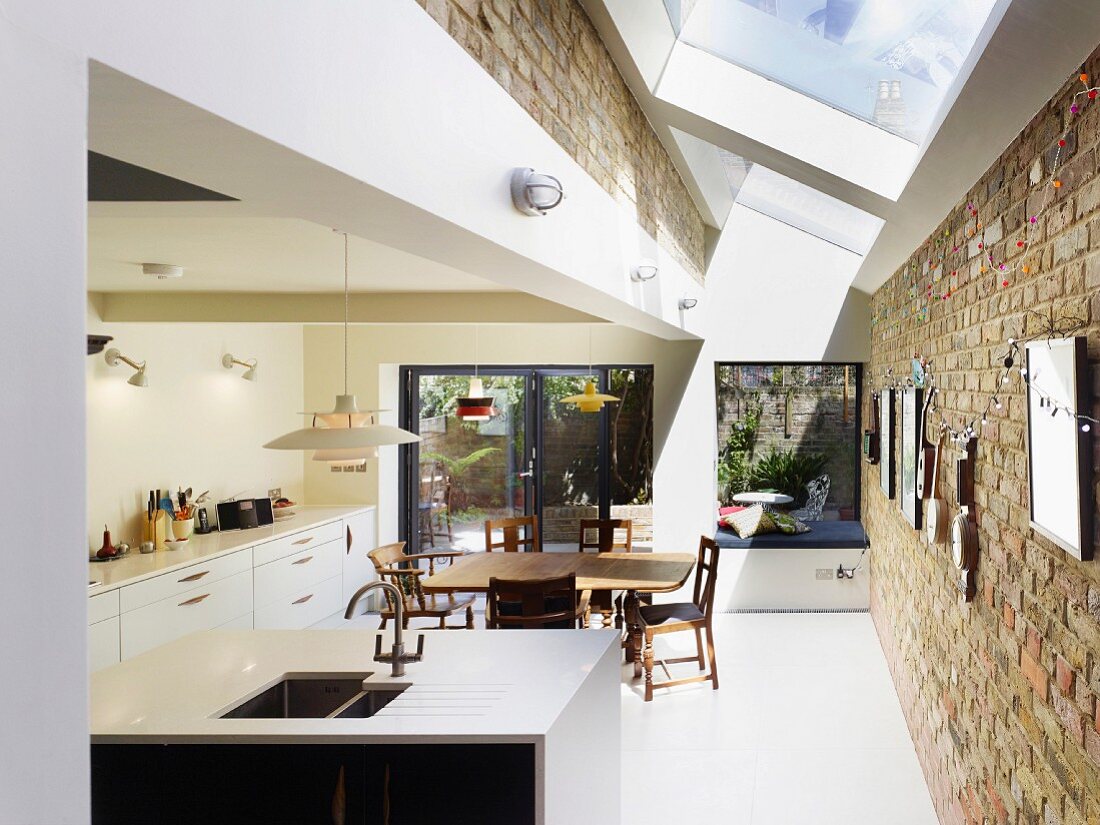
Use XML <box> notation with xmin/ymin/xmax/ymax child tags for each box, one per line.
<box><xmin>215</xmin><ymin>498</ymin><xmax>274</xmax><ymax>531</ymax></box>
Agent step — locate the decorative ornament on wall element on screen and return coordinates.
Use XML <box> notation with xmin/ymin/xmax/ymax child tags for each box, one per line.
<box><xmin>879</xmin><ymin>389</ymin><xmax>895</xmax><ymax>499</ymax></box>
<box><xmin>951</xmin><ymin>438</ymin><xmax>978</xmax><ymax>602</ymax></box>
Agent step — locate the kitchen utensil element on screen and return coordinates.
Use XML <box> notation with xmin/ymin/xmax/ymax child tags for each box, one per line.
<box><xmin>140</xmin><ymin>541</ymin><xmax>155</xmax><ymax>554</ymax></box>
<box><xmin>171</xmin><ymin>518</ymin><xmax>194</xmax><ymax>541</ymax></box>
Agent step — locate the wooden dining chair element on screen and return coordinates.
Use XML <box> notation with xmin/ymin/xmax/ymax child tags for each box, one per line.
<box><xmin>634</xmin><ymin>536</ymin><xmax>720</xmax><ymax>701</ymax></box>
<box><xmin>484</xmin><ymin>515</ymin><xmax>540</xmax><ymax>553</ymax></box>
<box><xmin>577</xmin><ymin>518</ymin><xmax>633</xmax><ymax>628</ymax></box>
<box><xmin>368</xmin><ymin>542</ymin><xmax>475</xmax><ymax>630</ymax></box>
<box><xmin>487</xmin><ymin>574</ymin><xmax>591</xmax><ymax>630</ymax></box>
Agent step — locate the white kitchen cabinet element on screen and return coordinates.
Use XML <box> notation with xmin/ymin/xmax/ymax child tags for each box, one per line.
<box><xmin>89</xmin><ymin>617</ymin><xmax>120</xmax><ymax>672</ymax></box>
<box><xmin>120</xmin><ymin>569</ymin><xmax>253</xmax><ymax>660</ymax></box>
<box><xmin>254</xmin><ymin>538</ymin><xmax>342</xmax><ymax>609</ymax></box>
<box><xmin>253</xmin><ymin>520</ymin><xmax>343</xmax><ymax>567</ymax></box>
<box><xmin>253</xmin><ymin>575</ymin><xmax>342</xmax><ymax>630</ymax></box>
<box><xmin>342</xmin><ymin>509</ymin><xmax>378</xmax><ymax>614</ymax></box>
<box><xmin>119</xmin><ymin>548</ymin><xmax>252</xmax><ymax>613</ymax></box>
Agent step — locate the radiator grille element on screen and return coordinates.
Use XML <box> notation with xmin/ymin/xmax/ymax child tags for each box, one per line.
<box><xmin>720</xmin><ymin>607</ymin><xmax>870</xmax><ymax>614</ymax></box>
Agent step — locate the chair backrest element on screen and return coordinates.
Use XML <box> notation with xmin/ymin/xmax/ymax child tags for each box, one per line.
<box><xmin>485</xmin><ymin>515</ymin><xmax>540</xmax><ymax>552</ymax></box>
<box><xmin>368</xmin><ymin>541</ymin><xmax>407</xmax><ymax>572</ymax></box>
<box><xmin>577</xmin><ymin>518</ymin><xmax>633</xmax><ymax>553</ymax></box>
<box><xmin>487</xmin><ymin>574</ymin><xmax>578</xmax><ymax>629</ymax></box>
<box><xmin>691</xmin><ymin>537</ymin><xmax>721</xmax><ymax>620</ymax></box>
<box><xmin>800</xmin><ymin>474</ymin><xmax>831</xmax><ymax>521</ymax></box>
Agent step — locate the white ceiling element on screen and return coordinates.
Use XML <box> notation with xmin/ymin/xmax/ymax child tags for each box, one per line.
<box><xmin>87</xmin><ymin>204</ymin><xmax>508</xmax><ymax>293</ymax></box>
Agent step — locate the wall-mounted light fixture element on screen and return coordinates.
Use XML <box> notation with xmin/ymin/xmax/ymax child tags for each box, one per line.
<box><xmin>679</xmin><ymin>297</ymin><xmax>699</xmax><ymax>311</ymax></box>
<box><xmin>104</xmin><ymin>347</ymin><xmax>148</xmax><ymax>387</ymax></box>
<box><xmin>222</xmin><ymin>353</ymin><xmax>258</xmax><ymax>381</ymax></box>
<box><xmin>142</xmin><ymin>263</ymin><xmax>184</xmax><ymax>280</ymax></box>
<box><xmin>511</xmin><ymin>168</ymin><xmax>565</xmax><ymax>216</ymax></box>
<box><xmin>632</xmin><ymin>259</ymin><xmax>658</xmax><ymax>282</ymax></box>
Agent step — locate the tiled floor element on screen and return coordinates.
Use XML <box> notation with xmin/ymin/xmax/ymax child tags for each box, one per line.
<box><xmin>620</xmin><ymin>612</ymin><xmax>937</xmax><ymax>825</ymax></box>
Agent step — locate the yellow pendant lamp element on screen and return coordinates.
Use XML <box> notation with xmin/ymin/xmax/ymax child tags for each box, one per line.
<box><xmin>264</xmin><ymin>232</ymin><xmax>420</xmax><ymax>466</ymax></box>
<box><xmin>561</xmin><ymin>326</ymin><xmax>619</xmax><ymax>413</ymax></box>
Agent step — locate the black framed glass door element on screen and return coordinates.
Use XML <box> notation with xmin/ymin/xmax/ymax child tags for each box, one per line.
<box><xmin>399</xmin><ymin>365</ymin><xmax>653</xmax><ymax>553</ymax></box>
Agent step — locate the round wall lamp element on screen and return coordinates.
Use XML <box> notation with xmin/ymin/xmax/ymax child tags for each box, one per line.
<box><xmin>679</xmin><ymin>297</ymin><xmax>699</xmax><ymax>310</ymax></box>
<box><xmin>142</xmin><ymin>263</ymin><xmax>184</xmax><ymax>280</ymax></box>
<box><xmin>104</xmin><ymin>347</ymin><xmax>148</xmax><ymax>387</ymax></box>
<box><xmin>511</xmin><ymin>168</ymin><xmax>565</xmax><ymax>216</ymax></box>
<box><xmin>632</xmin><ymin>259</ymin><xmax>659</xmax><ymax>282</ymax></box>
<box><xmin>222</xmin><ymin>353</ymin><xmax>258</xmax><ymax>381</ymax></box>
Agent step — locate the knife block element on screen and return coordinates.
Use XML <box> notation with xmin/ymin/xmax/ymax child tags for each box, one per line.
<box><xmin>143</xmin><ymin>510</ymin><xmax>168</xmax><ymax>550</ymax></box>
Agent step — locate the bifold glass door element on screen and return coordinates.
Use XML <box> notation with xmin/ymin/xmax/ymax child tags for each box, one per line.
<box><xmin>401</xmin><ymin>366</ymin><xmax>653</xmax><ymax>554</ymax></box>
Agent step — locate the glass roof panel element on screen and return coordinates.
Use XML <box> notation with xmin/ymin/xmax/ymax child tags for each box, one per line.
<box><xmin>665</xmin><ymin>0</ymin><xmax>1001</xmax><ymax>143</ymax></box>
<box><xmin>675</xmin><ymin>128</ymin><xmax>883</xmax><ymax>254</ymax></box>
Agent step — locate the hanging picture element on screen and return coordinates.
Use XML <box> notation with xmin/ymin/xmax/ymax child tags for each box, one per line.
<box><xmin>900</xmin><ymin>387</ymin><xmax>923</xmax><ymax>529</ymax></box>
<box><xmin>879</xmin><ymin>389</ymin><xmax>895</xmax><ymax>499</ymax></box>
<box><xmin>1025</xmin><ymin>337</ymin><xmax>1093</xmax><ymax>560</ymax></box>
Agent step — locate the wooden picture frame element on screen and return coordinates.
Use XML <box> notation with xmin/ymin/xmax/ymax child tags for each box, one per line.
<box><xmin>1025</xmin><ymin>337</ymin><xmax>1093</xmax><ymax>560</ymax></box>
<box><xmin>879</xmin><ymin>389</ymin><xmax>895</xmax><ymax>499</ymax></box>
<box><xmin>900</xmin><ymin>387</ymin><xmax>923</xmax><ymax>529</ymax></box>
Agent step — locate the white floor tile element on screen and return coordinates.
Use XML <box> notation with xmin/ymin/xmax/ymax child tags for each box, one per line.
<box><xmin>619</xmin><ymin>614</ymin><xmax>935</xmax><ymax>825</ymax></box>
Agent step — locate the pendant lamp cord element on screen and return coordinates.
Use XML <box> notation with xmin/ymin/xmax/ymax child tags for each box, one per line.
<box><xmin>343</xmin><ymin>232</ymin><xmax>349</xmax><ymax>395</ymax></box>
<box><xmin>474</xmin><ymin>325</ymin><xmax>479</xmax><ymax>379</ymax></box>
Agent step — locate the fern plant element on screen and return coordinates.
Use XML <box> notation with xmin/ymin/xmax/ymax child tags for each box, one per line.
<box><xmin>748</xmin><ymin>448</ymin><xmax>828</xmax><ymax>502</ymax></box>
<box><xmin>421</xmin><ymin>447</ymin><xmax>500</xmax><ymax>480</ymax></box>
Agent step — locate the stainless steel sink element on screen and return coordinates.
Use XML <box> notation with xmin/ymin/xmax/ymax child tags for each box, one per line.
<box><xmin>220</xmin><ymin>673</ymin><xmax>407</xmax><ymax>720</ymax></box>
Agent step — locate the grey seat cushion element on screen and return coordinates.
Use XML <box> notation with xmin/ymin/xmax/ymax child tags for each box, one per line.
<box><xmin>639</xmin><ymin>602</ymin><xmax>704</xmax><ymax>626</ymax></box>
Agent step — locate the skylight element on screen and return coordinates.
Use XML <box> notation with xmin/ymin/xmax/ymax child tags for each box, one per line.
<box><xmin>681</xmin><ymin>129</ymin><xmax>884</xmax><ymax>255</ymax></box>
<box><xmin>664</xmin><ymin>0</ymin><xmax>1002</xmax><ymax>144</ymax></box>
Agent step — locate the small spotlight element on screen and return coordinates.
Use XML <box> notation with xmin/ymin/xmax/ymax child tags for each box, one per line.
<box><xmin>632</xmin><ymin>259</ymin><xmax>658</xmax><ymax>282</ymax></box>
<box><xmin>104</xmin><ymin>347</ymin><xmax>148</xmax><ymax>388</ymax></box>
<box><xmin>222</xmin><ymin>353</ymin><xmax>258</xmax><ymax>381</ymax></box>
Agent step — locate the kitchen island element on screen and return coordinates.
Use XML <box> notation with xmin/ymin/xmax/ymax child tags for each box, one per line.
<box><xmin>91</xmin><ymin>627</ymin><xmax>621</xmax><ymax>824</ymax></box>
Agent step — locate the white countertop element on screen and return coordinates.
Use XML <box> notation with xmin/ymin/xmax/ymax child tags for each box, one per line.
<box><xmin>87</xmin><ymin>505</ymin><xmax>372</xmax><ymax>594</ymax></box>
<box><xmin>90</xmin><ymin>628</ymin><xmax>620</xmax><ymax>744</ymax></box>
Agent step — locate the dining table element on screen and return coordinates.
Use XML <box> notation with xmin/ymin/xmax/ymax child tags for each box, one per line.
<box><xmin>420</xmin><ymin>551</ymin><xmax>697</xmax><ymax>669</ymax></box>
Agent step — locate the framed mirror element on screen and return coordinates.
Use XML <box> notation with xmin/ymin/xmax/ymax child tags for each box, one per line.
<box><xmin>1025</xmin><ymin>337</ymin><xmax>1093</xmax><ymax>560</ymax></box>
<box><xmin>900</xmin><ymin>387</ymin><xmax>922</xmax><ymax>529</ymax></box>
<box><xmin>879</xmin><ymin>389</ymin><xmax>895</xmax><ymax>499</ymax></box>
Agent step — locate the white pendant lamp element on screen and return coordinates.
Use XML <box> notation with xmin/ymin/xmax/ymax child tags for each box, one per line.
<box><xmin>264</xmin><ymin>232</ymin><xmax>421</xmax><ymax>463</ymax></box>
<box><xmin>561</xmin><ymin>326</ymin><xmax>619</xmax><ymax>413</ymax></box>
<box><xmin>455</xmin><ymin>326</ymin><xmax>498</xmax><ymax>422</ymax></box>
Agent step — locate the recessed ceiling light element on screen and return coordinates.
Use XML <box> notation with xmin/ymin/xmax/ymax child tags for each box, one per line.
<box><xmin>142</xmin><ymin>263</ymin><xmax>184</xmax><ymax>280</ymax></box>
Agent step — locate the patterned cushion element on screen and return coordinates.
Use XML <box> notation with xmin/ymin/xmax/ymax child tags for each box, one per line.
<box><xmin>723</xmin><ymin>504</ymin><xmax>775</xmax><ymax>538</ymax></box>
<box><xmin>772</xmin><ymin>512</ymin><xmax>812</xmax><ymax>535</ymax></box>
<box><xmin>717</xmin><ymin>505</ymin><xmax>747</xmax><ymax>528</ymax></box>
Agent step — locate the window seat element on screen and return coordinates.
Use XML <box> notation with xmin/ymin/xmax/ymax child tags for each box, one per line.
<box><xmin>713</xmin><ymin>520</ymin><xmax>867</xmax><ymax>550</ymax></box>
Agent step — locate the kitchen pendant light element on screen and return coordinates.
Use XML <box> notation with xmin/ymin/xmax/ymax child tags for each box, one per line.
<box><xmin>561</xmin><ymin>326</ymin><xmax>618</xmax><ymax>413</ymax></box>
<box><xmin>455</xmin><ymin>326</ymin><xmax>498</xmax><ymax>421</ymax></box>
<box><xmin>264</xmin><ymin>232</ymin><xmax>420</xmax><ymax>463</ymax></box>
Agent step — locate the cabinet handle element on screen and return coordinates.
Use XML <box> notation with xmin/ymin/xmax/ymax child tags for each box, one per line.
<box><xmin>178</xmin><ymin>593</ymin><xmax>211</xmax><ymax>607</ymax></box>
<box><xmin>347</xmin><ymin>525</ymin><xmax>353</xmax><ymax>555</ymax></box>
<box><xmin>292</xmin><ymin>555</ymin><xmax>314</xmax><ymax>565</ymax></box>
<box><xmin>177</xmin><ymin>570</ymin><xmax>210</xmax><ymax>583</ymax></box>
<box><xmin>292</xmin><ymin>536</ymin><xmax>314</xmax><ymax>545</ymax></box>
<box><xmin>292</xmin><ymin>593</ymin><xmax>314</xmax><ymax>605</ymax></box>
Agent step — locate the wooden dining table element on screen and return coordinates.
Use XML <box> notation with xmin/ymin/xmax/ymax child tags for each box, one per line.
<box><xmin>421</xmin><ymin>551</ymin><xmax>696</xmax><ymax>666</ymax></box>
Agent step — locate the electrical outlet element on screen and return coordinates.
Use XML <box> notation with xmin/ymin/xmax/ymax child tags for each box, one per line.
<box><xmin>815</xmin><ymin>568</ymin><xmax>834</xmax><ymax>581</ymax></box>
<box><xmin>268</xmin><ymin>487</ymin><xmax>282</xmax><ymax>500</ymax></box>
<box><xmin>355</xmin><ymin>463</ymin><xmax>367</xmax><ymax>473</ymax></box>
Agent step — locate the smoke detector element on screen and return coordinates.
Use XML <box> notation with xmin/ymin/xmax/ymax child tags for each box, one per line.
<box><xmin>142</xmin><ymin>263</ymin><xmax>184</xmax><ymax>280</ymax></box>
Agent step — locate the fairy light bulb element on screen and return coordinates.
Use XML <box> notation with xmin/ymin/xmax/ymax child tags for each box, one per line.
<box><xmin>1083</xmin><ymin>424</ymin><xmax>1092</xmax><ymax>432</ymax></box>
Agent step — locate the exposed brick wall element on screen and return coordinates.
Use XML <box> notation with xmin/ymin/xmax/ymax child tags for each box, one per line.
<box><xmin>415</xmin><ymin>0</ymin><xmax>707</xmax><ymax>282</ymax></box>
<box><xmin>865</xmin><ymin>52</ymin><xmax>1100</xmax><ymax>824</ymax></box>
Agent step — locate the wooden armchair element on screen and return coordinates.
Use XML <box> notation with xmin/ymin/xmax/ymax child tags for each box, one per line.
<box><xmin>368</xmin><ymin>542</ymin><xmax>474</xmax><ymax>630</ymax></box>
<box><xmin>484</xmin><ymin>515</ymin><xmax>540</xmax><ymax>552</ymax></box>
<box><xmin>487</xmin><ymin>573</ymin><xmax>591</xmax><ymax>630</ymax></box>
<box><xmin>577</xmin><ymin>518</ymin><xmax>633</xmax><ymax>628</ymax></box>
<box><xmin>634</xmin><ymin>536</ymin><xmax>720</xmax><ymax>701</ymax></box>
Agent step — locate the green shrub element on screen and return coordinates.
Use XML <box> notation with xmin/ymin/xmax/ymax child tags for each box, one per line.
<box><xmin>748</xmin><ymin>448</ymin><xmax>829</xmax><ymax>502</ymax></box>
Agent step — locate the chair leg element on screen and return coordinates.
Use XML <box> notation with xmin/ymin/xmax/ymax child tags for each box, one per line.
<box><xmin>694</xmin><ymin>627</ymin><xmax>705</xmax><ymax>670</ymax></box>
<box><xmin>379</xmin><ymin>617</ymin><xmax>388</xmax><ymax>630</ymax></box>
<box><xmin>633</xmin><ymin>628</ymin><xmax>643</xmax><ymax>679</ymax></box>
<box><xmin>465</xmin><ymin>604</ymin><xmax>474</xmax><ymax>629</ymax></box>
<box><xmin>614</xmin><ymin>594</ymin><xmax>624</xmax><ymax>630</ymax></box>
<box><xmin>439</xmin><ymin>616</ymin><xmax>446</xmax><ymax>630</ymax></box>
<box><xmin>643</xmin><ymin>629</ymin><xmax>655</xmax><ymax>702</ymax></box>
<box><xmin>705</xmin><ymin>623</ymin><xmax>719</xmax><ymax>691</ymax></box>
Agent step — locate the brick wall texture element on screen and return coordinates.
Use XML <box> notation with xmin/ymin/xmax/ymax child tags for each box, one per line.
<box><xmin>865</xmin><ymin>52</ymin><xmax>1100</xmax><ymax>824</ymax></box>
<box><xmin>415</xmin><ymin>0</ymin><xmax>708</xmax><ymax>283</ymax></box>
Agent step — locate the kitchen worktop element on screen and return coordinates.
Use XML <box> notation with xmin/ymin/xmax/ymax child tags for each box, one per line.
<box><xmin>87</xmin><ymin>505</ymin><xmax>372</xmax><ymax>594</ymax></box>
<box><xmin>90</xmin><ymin>628</ymin><xmax>621</xmax><ymax>744</ymax></box>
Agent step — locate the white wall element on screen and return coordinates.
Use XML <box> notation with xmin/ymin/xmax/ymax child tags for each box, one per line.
<box><xmin>0</xmin><ymin>16</ymin><xmax>89</xmax><ymax>824</ymax></box>
<box><xmin>302</xmin><ymin>325</ymin><xmax>713</xmax><ymax>553</ymax></box>
<box><xmin>85</xmin><ymin>301</ymin><xmax>305</xmax><ymax>550</ymax></box>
